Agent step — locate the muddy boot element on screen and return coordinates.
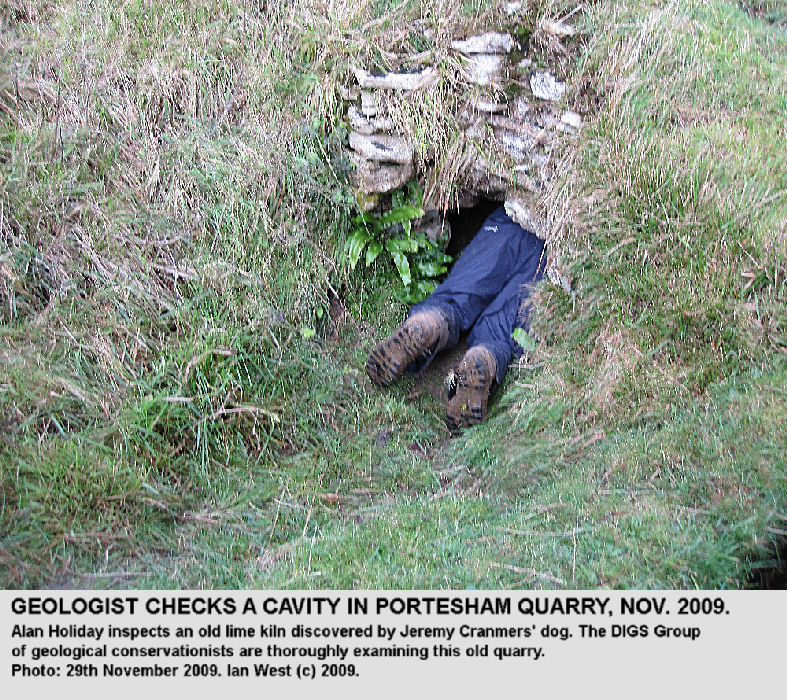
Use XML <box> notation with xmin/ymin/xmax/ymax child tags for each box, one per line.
<box><xmin>446</xmin><ymin>345</ymin><xmax>497</xmax><ymax>432</ymax></box>
<box><xmin>366</xmin><ymin>309</ymin><xmax>450</xmax><ymax>387</ymax></box>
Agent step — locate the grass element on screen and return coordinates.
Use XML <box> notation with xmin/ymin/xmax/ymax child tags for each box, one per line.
<box><xmin>1</xmin><ymin>0</ymin><xmax>785</xmax><ymax>589</ymax></box>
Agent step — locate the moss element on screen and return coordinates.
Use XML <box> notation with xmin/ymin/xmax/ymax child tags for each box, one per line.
<box><xmin>513</xmin><ymin>24</ymin><xmax>532</xmax><ymax>52</ymax></box>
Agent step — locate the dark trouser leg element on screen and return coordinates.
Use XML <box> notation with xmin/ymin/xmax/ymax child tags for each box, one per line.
<box><xmin>467</xmin><ymin>269</ymin><xmax>543</xmax><ymax>385</ymax></box>
<box><xmin>446</xmin><ymin>260</ymin><xmax>545</xmax><ymax>431</ymax></box>
<box><xmin>408</xmin><ymin>207</ymin><xmax>547</xmax><ymax>373</ymax></box>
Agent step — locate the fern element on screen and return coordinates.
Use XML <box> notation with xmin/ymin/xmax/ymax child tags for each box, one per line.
<box><xmin>343</xmin><ymin>181</ymin><xmax>453</xmax><ymax>302</ymax></box>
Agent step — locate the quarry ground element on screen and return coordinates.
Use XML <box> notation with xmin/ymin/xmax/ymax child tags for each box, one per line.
<box><xmin>1</xmin><ymin>0</ymin><xmax>785</xmax><ymax>588</ymax></box>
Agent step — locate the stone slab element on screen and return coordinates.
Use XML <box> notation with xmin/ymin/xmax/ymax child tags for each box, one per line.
<box><xmin>348</xmin><ymin>132</ymin><xmax>414</xmax><ymax>165</ymax></box>
<box><xmin>530</xmin><ymin>71</ymin><xmax>567</xmax><ymax>101</ymax></box>
<box><xmin>348</xmin><ymin>106</ymin><xmax>395</xmax><ymax>135</ymax></box>
<box><xmin>462</xmin><ymin>54</ymin><xmax>504</xmax><ymax>86</ymax></box>
<box><xmin>452</xmin><ymin>33</ymin><xmax>515</xmax><ymax>54</ymax></box>
<box><xmin>354</xmin><ymin>67</ymin><xmax>438</xmax><ymax>90</ymax></box>
<box><xmin>349</xmin><ymin>153</ymin><xmax>415</xmax><ymax>194</ymax></box>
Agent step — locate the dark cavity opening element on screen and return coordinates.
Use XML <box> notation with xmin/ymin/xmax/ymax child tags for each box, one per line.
<box><xmin>445</xmin><ymin>197</ymin><xmax>503</xmax><ymax>258</ymax></box>
<box><xmin>749</xmin><ymin>539</ymin><xmax>787</xmax><ymax>589</ymax></box>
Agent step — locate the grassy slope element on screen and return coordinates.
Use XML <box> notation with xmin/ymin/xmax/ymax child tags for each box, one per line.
<box><xmin>1</xmin><ymin>0</ymin><xmax>784</xmax><ymax>588</ymax></box>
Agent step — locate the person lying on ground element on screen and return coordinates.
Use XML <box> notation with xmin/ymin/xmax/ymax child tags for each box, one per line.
<box><xmin>366</xmin><ymin>206</ymin><xmax>547</xmax><ymax>432</ymax></box>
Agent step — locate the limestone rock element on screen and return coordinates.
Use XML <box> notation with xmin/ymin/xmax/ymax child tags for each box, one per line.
<box><xmin>360</xmin><ymin>90</ymin><xmax>379</xmax><ymax>117</ymax></box>
<box><xmin>532</xmin><ymin>109</ymin><xmax>560</xmax><ymax>130</ymax></box>
<box><xmin>496</xmin><ymin>131</ymin><xmax>538</xmax><ymax>161</ymax></box>
<box><xmin>510</xmin><ymin>164</ymin><xmax>541</xmax><ymax>191</ymax></box>
<box><xmin>560</xmin><ymin>110</ymin><xmax>582</xmax><ymax>130</ymax></box>
<box><xmin>531</xmin><ymin>152</ymin><xmax>550</xmax><ymax>167</ymax></box>
<box><xmin>489</xmin><ymin>114</ymin><xmax>544</xmax><ymax>140</ymax></box>
<box><xmin>342</xmin><ymin>22</ymin><xmax>583</xmax><ymax>215</ymax></box>
<box><xmin>348</xmin><ymin>132</ymin><xmax>413</xmax><ymax>165</ymax></box>
<box><xmin>354</xmin><ymin>67</ymin><xmax>438</xmax><ymax>91</ymax></box>
<box><xmin>514</xmin><ymin>97</ymin><xmax>533</xmax><ymax>117</ymax></box>
<box><xmin>452</xmin><ymin>33</ymin><xmax>515</xmax><ymax>54</ymax></box>
<box><xmin>348</xmin><ymin>106</ymin><xmax>395</xmax><ymax>135</ymax></box>
<box><xmin>505</xmin><ymin>2</ymin><xmax>524</xmax><ymax>15</ymax></box>
<box><xmin>530</xmin><ymin>71</ymin><xmax>566</xmax><ymax>101</ymax></box>
<box><xmin>474</xmin><ymin>99</ymin><xmax>508</xmax><ymax>114</ymax></box>
<box><xmin>504</xmin><ymin>198</ymin><xmax>546</xmax><ymax>237</ymax></box>
<box><xmin>466</xmin><ymin>155</ymin><xmax>508</xmax><ymax>196</ymax></box>
<box><xmin>462</xmin><ymin>115</ymin><xmax>489</xmax><ymax>140</ymax></box>
<box><xmin>462</xmin><ymin>54</ymin><xmax>504</xmax><ymax>86</ymax></box>
<box><xmin>349</xmin><ymin>153</ymin><xmax>414</xmax><ymax>194</ymax></box>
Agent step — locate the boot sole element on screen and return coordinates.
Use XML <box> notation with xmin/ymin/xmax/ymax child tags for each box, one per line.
<box><xmin>446</xmin><ymin>352</ymin><xmax>492</xmax><ymax>432</ymax></box>
<box><xmin>366</xmin><ymin>322</ymin><xmax>431</xmax><ymax>387</ymax></box>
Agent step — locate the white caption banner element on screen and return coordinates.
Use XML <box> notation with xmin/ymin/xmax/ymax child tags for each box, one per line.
<box><xmin>1</xmin><ymin>591</ymin><xmax>783</xmax><ymax>698</ymax></box>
